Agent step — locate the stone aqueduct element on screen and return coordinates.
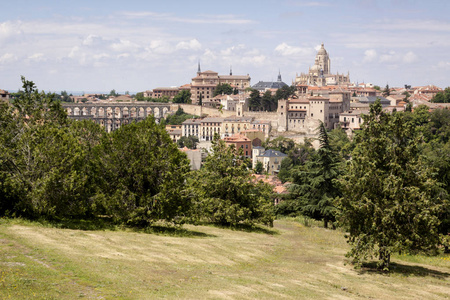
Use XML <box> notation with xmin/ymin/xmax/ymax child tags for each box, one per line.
<box><xmin>62</xmin><ymin>102</ymin><xmax>171</xmax><ymax>132</ymax></box>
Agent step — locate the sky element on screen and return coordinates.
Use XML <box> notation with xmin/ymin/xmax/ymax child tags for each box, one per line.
<box><xmin>1</xmin><ymin>0</ymin><xmax>449</xmax><ymax>94</ymax></box>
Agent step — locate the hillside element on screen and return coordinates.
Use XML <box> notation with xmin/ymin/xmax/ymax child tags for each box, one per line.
<box><xmin>1</xmin><ymin>219</ymin><xmax>449</xmax><ymax>299</ymax></box>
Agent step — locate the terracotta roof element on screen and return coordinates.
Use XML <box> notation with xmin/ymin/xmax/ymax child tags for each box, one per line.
<box><xmin>252</xmin><ymin>174</ymin><xmax>288</xmax><ymax>194</ymax></box>
<box><xmin>224</xmin><ymin>134</ymin><xmax>252</xmax><ymax>142</ymax></box>
<box><xmin>308</xmin><ymin>96</ymin><xmax>329</xmax><ymax>100</ymax></box>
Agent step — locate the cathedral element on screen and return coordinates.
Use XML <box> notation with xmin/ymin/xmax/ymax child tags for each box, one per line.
<box><xmin>294</xmin><ymin>43</ymin><xmax>350</xmax><ymax>87</ymax></box>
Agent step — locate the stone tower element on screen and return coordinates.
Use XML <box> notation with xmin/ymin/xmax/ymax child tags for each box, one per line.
<box><xmin>315</xmin><ymin>43</ymin><xmax>330</xmax><ymax>75</ymax></box>
<box><xmin>277</xmin><ymin>99</ymin><xmax>288</xmax><ymax>132</ymax></box>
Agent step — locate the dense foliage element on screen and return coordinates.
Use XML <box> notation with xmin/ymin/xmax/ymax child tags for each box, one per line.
<box><xmin>213</xmin><ymin>83</ymin><xmax>235</xmax><ymax>97</ymax></box>
<box><xmin>337</xmin><ymin>100</ymin><xmax>446</xmax><ymax>270</ymax></box>
<box><xmin>274</xmin><ymin>101</ymin><xmax>450</xmax><ymax>270</ymax></box>
<box><xmin>165</xmin><ymin>107</ymin><xmax>196</xmax><ymax>125</ymax></box>
<box><xmin>190</xmin><ymin>137</ymin><xmax>274</xmax><ymax>226</ymax></box>
<box><xmin>172</xmin><ymin>90</ymin><xmax>192</xmax><ymax>104</ymax></box>
<box><xmin>431</xmin><ymin>87</ymin><xmax>450</xmax><ymax>103</ymax></box>
<box><xmin>1</xmin><ymin>77</ymin><xmax>275</xmax><ymax>229</ymax></box>
<box><xmin>248</xmin><ymin>85</ymin><xmax>296</xmax><ymax>112</ymax></box>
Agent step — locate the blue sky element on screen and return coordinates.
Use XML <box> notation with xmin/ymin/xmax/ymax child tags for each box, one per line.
<box><xmin>1</xmin><ymin>0</ymin><xmax>449</xmax><ymax>93</ymax></box>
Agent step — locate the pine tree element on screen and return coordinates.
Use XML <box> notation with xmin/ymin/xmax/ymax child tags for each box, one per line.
<box><xmin>288</xmin><ymin>122</ymin><xmax>340</xmax><ymax>228</ymax></box>
<box><xmin>337</xmin><ymin>100</ymin><xmax>445</xmax><ymax>270</ymax></box>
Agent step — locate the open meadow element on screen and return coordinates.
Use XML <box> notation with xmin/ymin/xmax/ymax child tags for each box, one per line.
<box><xmin>1</xmin><ymin>218</ymin><xmax>449</xmax><ymax>299</ymax></box>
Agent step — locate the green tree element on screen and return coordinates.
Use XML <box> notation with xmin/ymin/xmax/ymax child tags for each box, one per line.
<box><xmin>275</xmin><ymin>85</ymin><xmax>296</xmax><ymax>101</ymax></box>
<box><xmin>213</xmin><ymin>83</ymin><xmax>233</xmax><ymax>97</ymax></box>
<box><xmin>172</xmin><ymin>90</ymin><xmax>192</xmax><ymax>104</ymax></box>
<box><xmin>337</xmin><ymin>100</ymin><xmax>445</xmax><ymax>270</ymax></box>
<box><xmin>60</xmin><ymin>91</ymin><xmax>72</xmax><ymax>102</ymax></box>
<box><xmin>109</xmin><ymin>89</ymin><xmax>119</xmax><ymax>97</ymax></box>
<box><xmin>165</xmin><ymin>108</ymin><xmax>196</xmax><ymax>125</ymax></box>
<box><xmin>96</xmin><ymin>117</ymin><xmax>191</xmax><ymax>226</ymax></box>
<box><xmin>190</xmin><ymin>137</ymin><xmax>274</xmax><ymax>226</ymax></box>
<box><xmin>248</xmin><ymin>89</ymin><xmax>261</xmax><ymax>111</ymax></box>
<box><xmin>254</xmin><ymin>160</ymin><xmax>264</xmax><ymax>174</ymax></box>
<box><xmin>177</xmin><ymin>135</ymin><xmax>199</xmax><ymax>149</ymax></box>
<box><xmin>329</xmin><ymin>127</ymin><xmax>353</xmax><ymax>161</ymax></box>
<box><xmin>288</xmin><ymin>123</ymin><xmax>340</xmax><ymax>228</ymax></box>
<box><xmin>135</xmin><ymin>92</ymin><xmax>145</xmax><ymax>101</ymax></box>
<box><xmin>261</xmin><ymin>90</ymin><xmax>276</xmax><ymax>111</ymax></box>
<box><xmin>402</xmin><ymin>90</ymin><xmax>411</xmax><ymax>102</ymax></box>
<box><xmin>430</xmin><ymin>87</ymin><xmax>450</xmax><ymax>103</ymax></box>
<box><xmin>382</xmin><ymin>84</ymin><xmax>390</xmax><ymax>97</ymax></box>
<box><xmin>263</xmin><ymin>136</ymin><xmax>295</xmax><ymax>154</ymax></box>
<box><xmin>278</xmin><ymin>139</ymin><xmax>316</xmax><ymax>183</ymax></box>
<box><xmin>198</xmin><ymin>93</ymin><xmax>203</xmax><ymax>106</ymax></box>
<box><xmin>0</xmin><ymin>77</ymin><xmax>88</xmax><ymax>218</ymax></box>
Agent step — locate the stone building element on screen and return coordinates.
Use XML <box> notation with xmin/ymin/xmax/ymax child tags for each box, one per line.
<box><xmin>181</xmin><ymin>119</ymin><xmax>201</xmax><ymax>139</ymax></box>
<box><xmin>277</xmin><ymin>89</ymin><xmax>351</xmax><ymax>132</ymax></box>
<box><xmin>151</xmin><ymin>87</ymin><xmax>180</xmax><ymax>99</ymax></box>
<box><xmin>252</xmin><ymin>71</ymin><xmax>288</xmax><ymax>92</ymax></box>
<box><xmin>0</xmin><ymin>89</ymin><xmax>10</xmax><ymax>102</ymax></box>
<box><xmin>295</xmin><ymin>43</ymin><xmax>350</xmax><ymax>87</ymax></box>
<box><xmin>224</xmin><ymin>134</ymin><xmax>252</xmax><ymax>158</ymax></box>
<box><xmin>200</xmin><ymin>117</ymin><xmax>223</xmax><ymax>141</ymax></box>
<box><xmin>222</xmin><ymin>116</ymin><xmax>253</xmax><ymax>137</ymax></box>
<box><xmin>252</xmin><ymin>149</ymin><xmax>288</xmax><ymax>175</ymax></box>
<box><xmin>190</xmin><ymin>63</ymin><xmax>251</xmax><ymax>104</ymax></box>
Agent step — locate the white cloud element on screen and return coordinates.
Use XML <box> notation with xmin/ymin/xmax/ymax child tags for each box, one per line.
<box><xmin>0</xmin><ymin>53</ymin><xmax>18</xmax><ymax>64</ymax></box>
<box><xmin>82</xmin><ymin>35</ymin><xmax>105</xmax><ymax>47</ymax></box>
<box><xmin>403</xmin><ymin>51</ymin><xmax>418</xmax><ymax>64</ymax></box>
<box><xmin>119</xmin><ymin>11</ymin><xmax>254</xmax><ymax>25</ymax></box>
<box><xmin>379</xmin><ymin>51</ymin><xmax>396</xmax><ymax>63</ymax></box>
<box><xmin>220</xmin><ymin>44</ymin><xmax>246</xmax><ymax>56</ymax></box>
<box><xmin>111</xmin><ymin>39</ymin><xmax>140</xmax><ymax>53</ymax></box>
<box><xmin>0</xmin><ymin>21</ymin><xmax>23</xmax><ymax>41</ymax></box>
<box><xmin>368</xmin><ymin>19</ymin><xmax>450</xmax><ymax>33</ymax></box>
<box><xmin>363</xmin><ymin>49</ymin><xmax>377</xmax><ymax>63</ymax></box>
<box><xmin>147</xmin><ymin>40</ymin><xmax>173</xmax><ymax>54</ymax></box>
<box><xmin>27</xmin><ymin>53</ymin><xmax>45</xmax><ymax>62</ymax></box>
<box><xmin>244</xmin><ymin>55</ymin><xmax>267</xmax><ymax>67</ymax></box>
<box><xmin>275</xmin><ymin>43</ymin><xmax>312</xmax><ymax>56</ymax></box>
<box><xmin>176</xmin><ymin>39</ymin><xmax>202</xmax><ymax>51</ymax></box>
<box><xmin>436</xmin><ymin>61</ymin><xmax>450</xmax><ymax>69</ymax></box>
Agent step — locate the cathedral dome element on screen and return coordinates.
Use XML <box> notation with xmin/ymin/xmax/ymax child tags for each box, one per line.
<box><xmin>317</xmin><ymin>43</ymin><xmax>327</xmax><ymax>55</ymax></box>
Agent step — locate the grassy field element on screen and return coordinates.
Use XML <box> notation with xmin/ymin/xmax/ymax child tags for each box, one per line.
<box><xmin>0</xmin><ymin>217</ymin><xmax>449</xmax><ymax>299</ymax></box>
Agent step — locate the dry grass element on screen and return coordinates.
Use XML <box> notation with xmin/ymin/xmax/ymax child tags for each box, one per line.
<box><xmin>0</xmin><ymin>218</ymin><xmax>449</xmax><ymax>299</ymax></box>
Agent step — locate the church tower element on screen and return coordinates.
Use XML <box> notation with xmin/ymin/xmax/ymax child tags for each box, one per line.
<box><xmin>315</xmin><ymin>43</ymin><xmax>330</xmax><ymax>75</ymax></box>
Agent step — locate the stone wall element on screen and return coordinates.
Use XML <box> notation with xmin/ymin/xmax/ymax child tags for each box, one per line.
<box><xmin>173</xmin><ymin>104</ymin><xmax>235</xmax><ymax>117</ymax></box>
<box><xmin>244</xmin><ymin>111</ymin><xmax>279</xmax><ymax>129</ymax></box>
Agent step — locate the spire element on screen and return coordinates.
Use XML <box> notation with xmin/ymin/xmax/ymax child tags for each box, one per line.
<box><xmin>277</xmin><ymin>69</ymin><xmax>282</xmax><ymax>82</ymax></box>
<box><xmin>230</xmin><ymin>65</ymin><xmax>232</xmax><ymax>75</ymax></box>
<box><xmin>197</xmin><ymin>60</ymin><xmax>201</xmax><ymax>74</ymax></box>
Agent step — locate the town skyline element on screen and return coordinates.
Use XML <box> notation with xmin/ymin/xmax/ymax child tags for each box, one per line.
<box><xmin>1</xmin><ymin>0</ymin><xmax>449</xmax><ymax>93</ymax></box>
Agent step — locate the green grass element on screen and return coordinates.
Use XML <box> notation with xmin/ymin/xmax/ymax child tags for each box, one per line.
<box><xmin>0</xmin><ymin>217</ymin><xmax>449</xmax><ymax>299</ymax></box>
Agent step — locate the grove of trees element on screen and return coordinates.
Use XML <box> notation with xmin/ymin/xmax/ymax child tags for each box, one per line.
<box><xmin>274</xmin><ymin>100</ymin><xmax>450</xmax><ymax>270</ymax></box>
<box><xmin>248</xmin><ymin>85</ymin><xmax>296</xmax><ymax>112</ymax></box>
<box><xmin>0</xmin><ymin>77</ymin><xmax>274</xmax><ymax>228</ymax></box>
<box><xmin>431</xmin><ymin>87</ymin><xmax>450</xmax><ymax>103</ymax></box>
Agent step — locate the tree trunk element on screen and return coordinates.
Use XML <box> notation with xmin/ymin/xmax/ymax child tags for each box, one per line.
<box><xmin>378</xmin><ymin>247</ymin><xmax>391</xmax><ymax>271</ymax></box>
<box><xmin>323</xmin><ymin>217</ymin><xmax>328</xmax><ymax>229</ymax></box>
